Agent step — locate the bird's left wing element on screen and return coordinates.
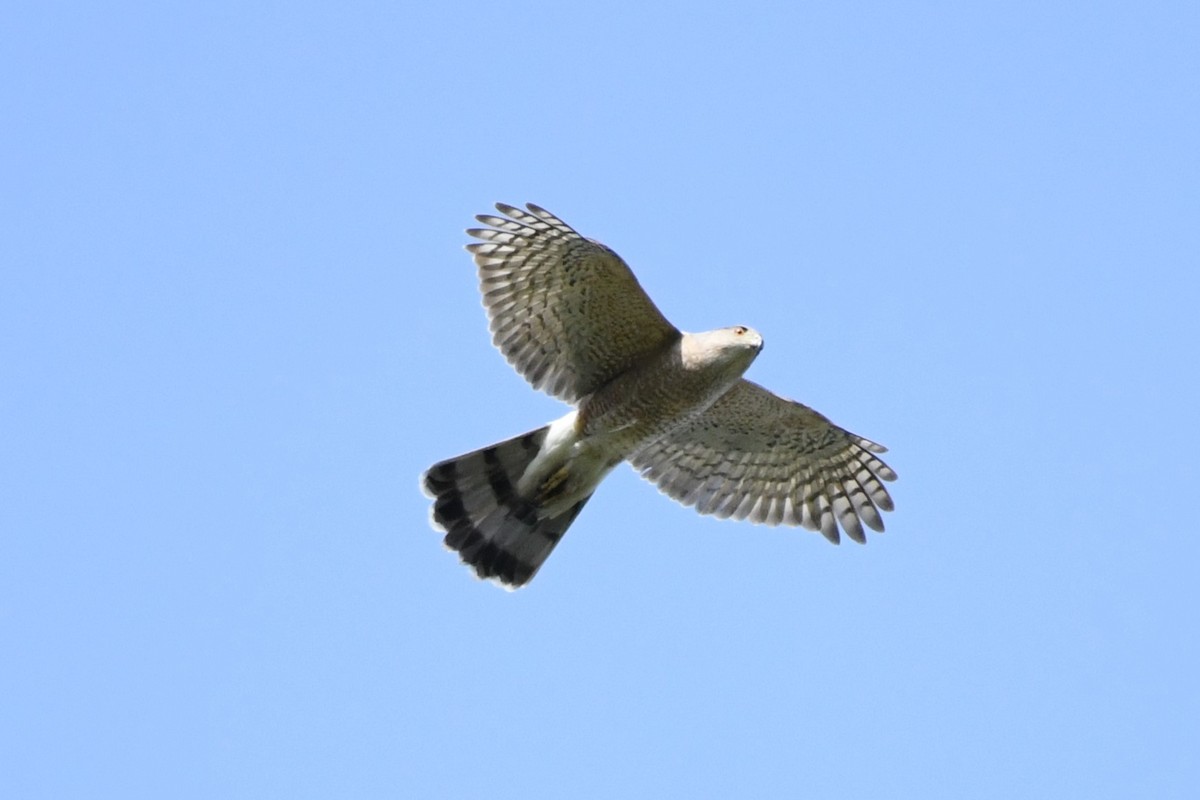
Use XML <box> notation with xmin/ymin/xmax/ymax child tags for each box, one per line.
<box><xmin>468</xmin><ymin>203</ymin><xmax>680</xmax><ymax>405</ymax></box>
<box><xmin>629</xmin><ymin>380</ymin><xmax>897</xmax><ymax>543</ymax></box>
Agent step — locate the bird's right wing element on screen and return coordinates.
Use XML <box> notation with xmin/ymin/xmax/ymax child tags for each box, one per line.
<box><xmin>629</xmin><ymin>380</ymin><xmax>897</xmax><ymax>543</ymax></box>
<box><xmin>467</xmin><ymin>203</ymin><xmax>680</xmax><ymax>404</ymax></box>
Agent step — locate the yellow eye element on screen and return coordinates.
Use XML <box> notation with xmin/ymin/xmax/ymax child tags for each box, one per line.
<box><xmin>734</xmin><ymin>326</ymin><xmax>747</xmax><ymax>335</ymax></box>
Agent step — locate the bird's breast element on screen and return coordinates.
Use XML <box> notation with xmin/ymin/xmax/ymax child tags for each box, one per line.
<box><xmin>577</xmin><ymin>345</ymin><xmax>743</xmax><ymax>456</ymax></box>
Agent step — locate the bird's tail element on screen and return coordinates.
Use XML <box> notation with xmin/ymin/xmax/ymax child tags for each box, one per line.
<box><xmin>421</xmin><ymin>426</ymin><xmax>592</xmax><ymax>588</ymax></box>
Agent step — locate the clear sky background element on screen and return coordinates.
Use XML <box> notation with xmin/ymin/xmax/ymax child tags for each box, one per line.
<box><xmin>4</xmin><ymin>2</ymin><xmax>1198</xmax><ymax>798</ymax></box>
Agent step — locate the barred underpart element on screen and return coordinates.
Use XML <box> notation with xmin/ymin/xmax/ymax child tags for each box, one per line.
<box><xmin>422</xmin><ymin>202</ymin><xmax>899</xmax><ymax>589</ymax></box>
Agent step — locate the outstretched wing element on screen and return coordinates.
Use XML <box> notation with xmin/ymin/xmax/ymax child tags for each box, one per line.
<box><xmin>630</xmin><ymin>380</ymin><xmax>897</xmax><ymax>543</ymax></box>
<box><xmin>467</xmin><ymin>203</ymin><xmax>680</xmax><ymax>404</ymax></box>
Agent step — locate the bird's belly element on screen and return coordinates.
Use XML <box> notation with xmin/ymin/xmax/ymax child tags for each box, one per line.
<box><xmin>579</xmin><ymin>378</ymin><xmax>724</xmax><ymax>458</ymax></box>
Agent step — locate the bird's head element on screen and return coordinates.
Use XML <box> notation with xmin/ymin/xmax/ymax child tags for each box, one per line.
<box><xmin>682</xmin><ymin>325</ymin><xmax>764</xmax><ymax>378</ymax></box>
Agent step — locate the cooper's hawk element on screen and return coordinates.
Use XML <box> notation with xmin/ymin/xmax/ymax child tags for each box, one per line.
<box><xmin>421</xmin><ymin>203</ymin><xmax>897</xmax><ymax>588</ymax></box>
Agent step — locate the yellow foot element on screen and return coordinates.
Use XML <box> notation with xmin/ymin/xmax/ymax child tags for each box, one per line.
<box><xmin>536</xmin><ymin>466</ymin><xmax>571</xmax><ymax>503</ymax></box>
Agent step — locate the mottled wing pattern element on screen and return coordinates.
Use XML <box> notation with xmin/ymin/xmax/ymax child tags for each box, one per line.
<box><xmin>630</xmin><ymin>380</ymin><xmax>897</xmax><ymax>544</ymax></box>
<box><xmin>467</xmin><ymin>203</ymin><xmax>680</xmax><ymax>404</ymax></box>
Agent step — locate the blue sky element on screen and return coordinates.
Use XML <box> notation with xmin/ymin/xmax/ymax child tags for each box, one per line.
<box><xmin>4</xmin><ymin>2</ymin><xmax>1198</xmax><ymax>797</ymax></box>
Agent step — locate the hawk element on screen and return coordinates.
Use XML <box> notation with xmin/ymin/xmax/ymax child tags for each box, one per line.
<box><xmin>421</xmin><ymin>203</ymin><xmax>897</xmax><ymax>588</ymax></box>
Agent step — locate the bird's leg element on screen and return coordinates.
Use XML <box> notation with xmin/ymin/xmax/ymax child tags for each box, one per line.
<box><xmin>535</xmin><ymin>465</ymin><xmax>572</xmax><ymax>504</ymax></box>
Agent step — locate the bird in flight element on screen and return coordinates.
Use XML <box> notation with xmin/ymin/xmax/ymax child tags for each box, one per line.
<box><xmin>421</xmin><ymin>203</ymin><xmax>896</xmax><ymax>588</ymax></box>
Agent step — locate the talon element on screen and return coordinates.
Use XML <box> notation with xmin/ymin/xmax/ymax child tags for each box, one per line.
<box><xmin>537</xmin><ymin>466</ymin><xmax>571</xmax><ymax>503</ymax></box>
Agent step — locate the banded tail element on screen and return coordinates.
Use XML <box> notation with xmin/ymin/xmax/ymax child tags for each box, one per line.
<box><xmin>421</xmin><ymin>426</ymin><xmax>592</xmax><ymax>588</ymax></box>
